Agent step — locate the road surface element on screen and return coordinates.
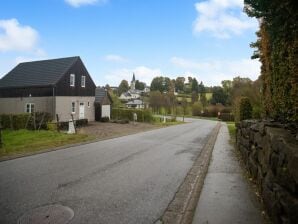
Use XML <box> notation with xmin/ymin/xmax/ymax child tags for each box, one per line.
<box><xmin>0</xmin><ymin>119</ymin><xmax>217</xmax><ymax>224</ymax></box>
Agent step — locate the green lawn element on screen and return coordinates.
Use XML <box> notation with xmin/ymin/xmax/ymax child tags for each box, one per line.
<box><xmin>226</xmin><ymin>122</ymin><xmax>236</xmax><ymax>143</ymax></box>
<box><xmin>0</xmin><ymin>129</ymin><xmax>93</xmax><ymax>158</ymax></box>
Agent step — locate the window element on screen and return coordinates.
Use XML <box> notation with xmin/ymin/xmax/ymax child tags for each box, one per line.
<box><xmin>26</xmin><ymin>103</ymin><xmax>35</xmax><ymax>113</ymax></box>
<box><xmin>81</xmin><ymin>76</ymin><xmax>86</xmax><ymax>87</ymax></box>
<box><xmin>71</xmin><ymin>102</ymin><xmax>76</xmax><ymax>113</ymax></box>
<box><xmin>87</xmin><ymin>101</ymin><xmax>90</xmax><ymax>107</ymax></box>
<box><xmin>70</xmin><ymin>74</ymin><xmax>75</xmax><ymax>87</ymax></box>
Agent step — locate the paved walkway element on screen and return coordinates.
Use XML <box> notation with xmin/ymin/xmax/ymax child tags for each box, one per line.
<box><xmin>193</xmin><ymin>123</ymin><xmax>262</xmax><ymax>224</ymax></box>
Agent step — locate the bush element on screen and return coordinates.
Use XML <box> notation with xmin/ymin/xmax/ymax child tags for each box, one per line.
<box><xmin>100</xmin><ymin>117</ymin><xmax>110</xmax><ymax>122</ymax></box>
<box><xmin>218</xmin><ymin>113</ymin><xmax>235</xmax><ymax>122</ymax></box>
<box><xmin>235</xmin><ymin>97</ymin><xmax>252</xmax><ymax>122</ymax></box>
<box><xmin>47</xmin><ymin>122</ymin><xmax>57</xmax><ymax>131</ymax></box>
<box><xmin>252</xmin><ymin>106</ymin><xmax>261</xmax><ymax>119</ymax></box>
<box><xmin>201</xmin><ymin>104</ymin><xmax>224</xmax><ymax>117</ymax></box>
<box><xmin>0</xmin><ymin>112</ymin><xmax>52</xmax><ymax>130</ymax></box>
<box><xmin>192</xmin><ymin>102</ymin><xmax>203</xmax><ymax>116</ymax></box>
<box><xmin>57</xmin><ymin>118</ymin><xmax>88</xmax><ymax>130</ymax></box>
<box><xmin>111</xmin><ymin>108</ymin><xmax>153</xmax><ymax>122</ymax></box>
<box><xmin>75</xmin><ymin>119</ymin><xmax>88</xmax><ymax>127</ymax></box>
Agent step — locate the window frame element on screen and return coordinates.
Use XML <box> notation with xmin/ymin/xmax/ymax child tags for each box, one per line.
<box><xmin>81</xmin><ymin>75</ymin><xmax>86</xmax><ymax>88</ymax></box>
<box><xmin>71</xmin><ymin>102</ymin><xmax>76</xmax><ymax>114</ymax></box>
<box><xmin>70</xmin><ymin>74</ymin><xmax>75</xmax><ymax>87</ymax></box>
<box><xmin>25</xmin><ymin>103</ymin><xmax>35</xmax><ymax>113</ymax></box>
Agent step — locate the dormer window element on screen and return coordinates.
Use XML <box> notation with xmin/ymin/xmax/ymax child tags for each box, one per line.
<box><xmin>70</xmin><ymin>74</ymin><xmax>75</xmax><ymax>87</ymax></box>
<box><xmin>81</xmin><ymin>76</ymin><xmax>86</xmax><ymax>87</ymax></box>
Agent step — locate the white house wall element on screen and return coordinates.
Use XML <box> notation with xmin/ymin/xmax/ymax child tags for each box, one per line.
<box><xmin>0</xmin><ymin>97</ymin><xmax>54</xmax><ymax>117</ymax></box>
<box><xmin>55</xmin><ymin>96</ymin><xmax>95</xmax><ymax>122</ymax></box>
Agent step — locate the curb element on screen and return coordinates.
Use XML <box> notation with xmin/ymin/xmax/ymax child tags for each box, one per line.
<box><xmin>158</xmin><ymin>122</ymin><xmax>221</xmax><ymax>224</ymax></box>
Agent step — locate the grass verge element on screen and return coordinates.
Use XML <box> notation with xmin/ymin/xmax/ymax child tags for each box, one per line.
<box><xmin>226</xmin><ymin>121</ymin><xmax>236</xmax><ymax>144</ymax></box>
<box><xmin>0</xmin><ymin>129</ymin><xmax>93</xmax><ymax>158</ymax></box>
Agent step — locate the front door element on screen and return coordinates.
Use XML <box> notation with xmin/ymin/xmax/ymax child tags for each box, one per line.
<box><xmin>79</xmin><ymin>102</ymin><xmax>85</xmax><ymax>119</ymax></box>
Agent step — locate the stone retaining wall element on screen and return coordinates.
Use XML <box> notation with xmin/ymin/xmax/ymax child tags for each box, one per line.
<box><xmin>236</xmin><ymin>120</ymin><xmax>298</xmax><ymax>224</ymax></box>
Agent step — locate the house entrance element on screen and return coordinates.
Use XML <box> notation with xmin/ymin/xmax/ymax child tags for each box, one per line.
<box><xmin>79</xmin><ymin>102</ymin><xmax>85</xmax><ymax>119</ymax></box>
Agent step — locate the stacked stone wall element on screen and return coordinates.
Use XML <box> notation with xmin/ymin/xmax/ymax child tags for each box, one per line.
<box><xmin>236</xmin><ymin>120</ymin><xmax>298</xmax><ymax>223</ymax></box>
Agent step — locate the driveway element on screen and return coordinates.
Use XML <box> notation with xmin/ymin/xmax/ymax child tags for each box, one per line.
<box><xmin>0</xmin><ymin>118</ymin><xmax>217</xmax><ymax>224</ymax></box>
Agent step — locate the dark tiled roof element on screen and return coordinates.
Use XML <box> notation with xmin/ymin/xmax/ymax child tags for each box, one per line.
<box><xmin>0</xmin><ymin>56</ymin><xmax>79</xmax><ymax>88</ymax></box>
<box><xmin>95</xmin><ymin>87</ymin><xmax>106</xmax><ymax>102</ymax></box>
<box><xmin>95</xmin><ymin>87</ymin><xmax>113</xmax><ymax>104</ymax></box>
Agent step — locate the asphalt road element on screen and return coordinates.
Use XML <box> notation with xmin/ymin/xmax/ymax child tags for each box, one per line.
<box><xmin>0</xmin><ymin>119</ymin><xmax>217</xmax><ymax>224</ymax></box>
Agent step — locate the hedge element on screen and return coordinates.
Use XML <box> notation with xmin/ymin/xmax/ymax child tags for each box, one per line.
<box><xmin>0</xmin><ymin>112</ymin><xmax>52</xmax><ymax>130</ymax></box>
<box><xmin>218</xmin><ymin>113</ymin><xmax>235</xmax><ymax>122</ymax></box>
<box><xmin>57</xmin><ymin>118</ymin><xmax>88</xmax><ymax>131</ymax></box>
<box><xmin>235</xmin><ymin>97</ymin><xmax>252</xmax><ymax>122</ymax></box>
<box><xmin>111</xmin><ymin>108</ymin><xmax>153</xmax><ymax>122</ymax></box>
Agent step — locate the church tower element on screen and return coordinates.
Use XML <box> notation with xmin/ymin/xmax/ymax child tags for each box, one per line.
<box><xmin>131</xmin><ymin>73</ymin><xmax>136</xmax><ymax>90</ymax></box>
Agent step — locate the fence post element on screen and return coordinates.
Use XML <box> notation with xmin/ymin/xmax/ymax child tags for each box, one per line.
<box><xmin>56</xmin><ymin>114</ymin><xmax>60</xmax><ymax>132</ymax></box>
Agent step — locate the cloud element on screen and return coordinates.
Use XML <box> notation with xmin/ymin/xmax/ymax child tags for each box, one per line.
<box><xmin>104</xmin><ymin>54</ymin><xmax>128</xmax><ymax>63</ymax></box>
<box><xmin>193</xmin><ymin>0</ymin><xmax>258</xmax><ymax>38</ymax></box>
<box><xmin>65</xmin><ymin>0</ymin><xmax>108</xmax><ymax>7</ymax></box>
<box><xmin>170</xmin><ymin>56</ymin><xmax>261</xmax><ymax>86</ymax></box>
<box><xmin>0</xmin><ymin>18</ymin><xmax>39</xmax><ymax>52</ymax></box>
<box><xmin>103</xmin><ymin>66</ymin><xmax>162</xmax><ymax>86</ymax></box>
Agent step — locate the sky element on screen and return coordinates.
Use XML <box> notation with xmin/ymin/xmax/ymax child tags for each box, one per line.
<box><xmin>0</xmin><ymin>0</ymin><xmax>260</xmax><ymax>87</ymax></box>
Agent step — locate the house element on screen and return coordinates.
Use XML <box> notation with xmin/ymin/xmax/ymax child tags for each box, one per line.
<box><xmin>0</xmin><ymin>56</ymin><xmax>96</xmax><ymax>122</ymax></box>
<box><xmin>119</xmin><ymin>74</ymin><xmax>144</xmax><ymax>101</ymax></box>
<box><xmin>126</xmin><ymin>99</ymin><xmax>145</xmax><ymax>109</ymax></box>
<box><xmin>94</xmin><ymin>87</ymin><xmax>112</xmax><ymax>120</ymax></box>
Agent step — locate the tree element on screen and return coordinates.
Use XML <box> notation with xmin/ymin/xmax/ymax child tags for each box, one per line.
<box><xmin>149</xmin><ymin>91</ymin><xmax>163</xmax><ymax>113</ymax></box>
<box><xmin>108</xmin><ymin>90</ymin><xmax>123</xmax><ymax>108</ymax></box>
<box><xmin>245</xmin><ymin>0</ymin><xmax>298</xmax><ymax>121</ymax></box>
<box><xmin>191</xmin><ymin>91</ymin><xmax>198</xmax><ymax>104</ymax></box>
<box><xmin>175</xmin><ymin>77</ymin><xmax>185</xmax><ymax>92</ymax></box>
<box><xmin>200</xmin><ymin>93</ymin><xmax>207</xmax><ymax>108</ymax></box>
<box><xmin>191</xmin><ymin>78</ymin><xmax>199</xmax><ymax>93</ymax></box>
<box><xmin>192</xmin><ymin>102</ymin><xmax>203</xmax><ymax>116</ymax></box>
<box><xmin>135</xmin><ymin>80</ymin><xmax>145</xmax><ymax>90</ymax></box>
<box><xmin>150</xmin><ymin>76</ymin><xmax>171</xmax><ymax>92</ymax></box>
<box><xmin>198</xmin><ymin>81</ymin><xmax>205</xmax><ymax>94</ymax></box>
<box><xmin>118</xmin><ymin>80</ymin><xmax>129</xmax><ymax>96</ymax></box>
<box><xmin>235</xmin><ymin>97</ymin><xmax>252</xmax><ymax>122</ymax></box>
<box><xmin>210</xmin><ymin>86</ymin><xmax>228</xmax><ymax>105</ymax></box>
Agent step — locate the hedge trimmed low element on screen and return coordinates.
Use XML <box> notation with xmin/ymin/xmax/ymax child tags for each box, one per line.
<box><xmin>111</xmin><ymin>108</ymin><xmax>153</xmax><ymax>122</ymax></box>
<box><xmin>0</xmin><ymin>112</ymin><xmax>52</xmax><ymax>130</ymax></box>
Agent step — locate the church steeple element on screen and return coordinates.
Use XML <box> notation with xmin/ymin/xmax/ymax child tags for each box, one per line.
<box><xmin>132</xmin><ymin>73</ymin><xmax>136</xmax><ymax>82</ymax></box>
<box><xmin>131</xmin><ymin>73</ymin><xmax>136</xmax><ymax>90</ymax></box>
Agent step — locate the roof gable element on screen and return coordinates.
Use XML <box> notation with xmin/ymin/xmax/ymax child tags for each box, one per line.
<box><xmin>0</xmin><ymin>56</ymin><xmax>79</xmax><ymax>88</ymax></box>
<box><xmin>95</xmin><ymin>87</ymin><xmax>112</xmax><ymax>104</ymax></box>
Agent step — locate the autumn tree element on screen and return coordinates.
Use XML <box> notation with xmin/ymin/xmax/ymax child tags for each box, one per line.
<box><xmin>245</xmin><ymin>0</ymin><xmax>298</xmax><ymax>121</ymax></box>
<box><xmin>118</xmin><ymin>80</ymin><xmax>129</xmax><ymax>96</ymax></box>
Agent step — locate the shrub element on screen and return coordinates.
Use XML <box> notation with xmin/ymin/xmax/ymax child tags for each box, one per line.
<box><xmin>47</xmin><ymin>122</ymin><xmax>57</xmax><ymax>131</ymax></box>
<box><xmin>192</xmin><ymin>102</ymin><xmax>203</xmax><ymax>116</ymax></box>
<box><xmin>100</xmin><ymin>117</ymin><xmax>110</xmax><ymax>122</ymax></box>
<box><xmin>111</xmin><ymin>108</ymin><xmax>153</xmax><ymax>122</ymax></box>
<box><xmin>75</xmin><ymin>119</ymin><xmax>88</xmax><ymax>127</ymax></box>
<box><xmin>201</xmin><ymin>104</ymin><xmax>224</xmax><ymax>117</ymax></box>
<box><xmin>0</xmin><ymin>112</ymin><xmax>52</xmax><ymax>130</ymax></box>
<box><xmin>235</xmin><ymin>97</ymin><xmax>252</xmax><ymax>121</ymax></box>
<box><xmin>218</xmin><ymin>113</ymin><xmax>235</xmax><ymax>122</ymax></box>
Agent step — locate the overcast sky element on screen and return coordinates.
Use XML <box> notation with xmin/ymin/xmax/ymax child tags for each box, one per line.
<box><xmin>0</xmin><ymin>0</ymin><xmax>260</xmax><ymax>86</ymax></box>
